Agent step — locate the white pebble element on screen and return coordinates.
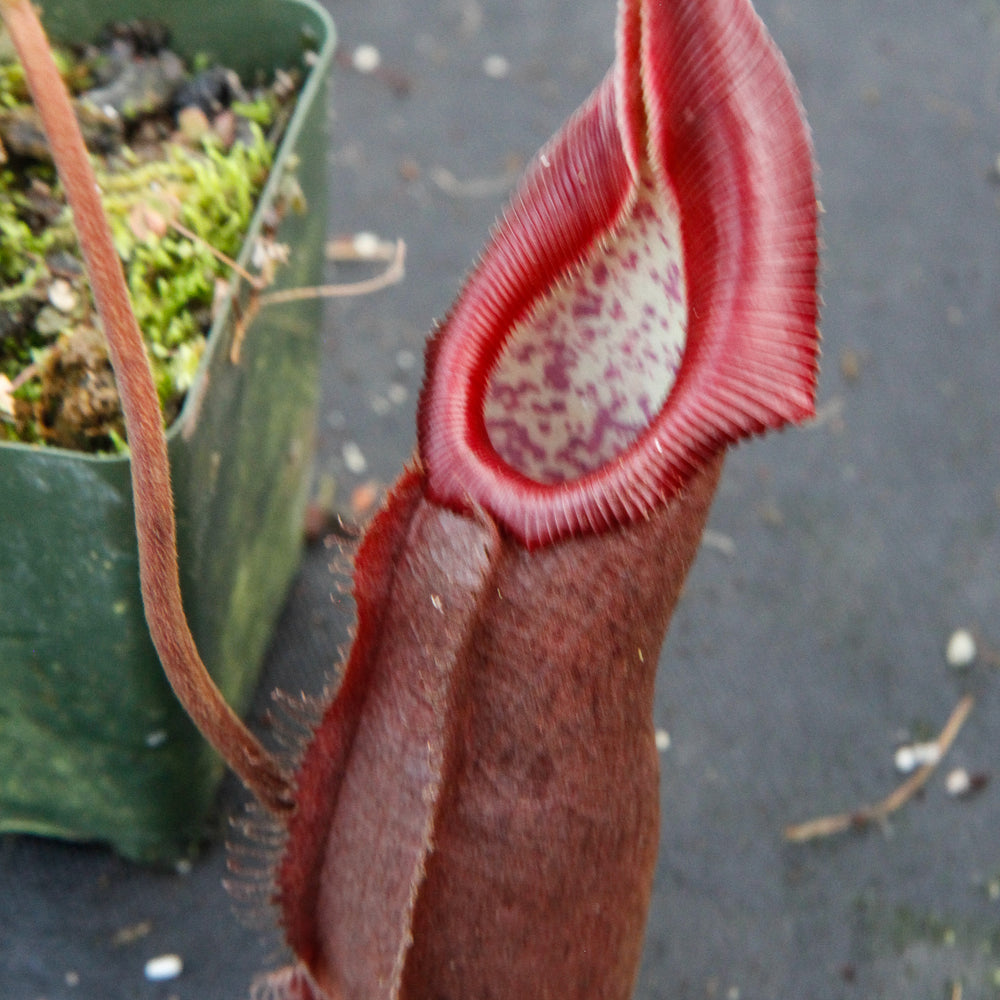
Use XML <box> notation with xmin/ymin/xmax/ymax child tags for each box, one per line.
<box><xmin>701</xmin><ymin>529</ymin><xmax>736</xmax><ymax>557</ymax></box>
<box><xmin>0</xmin><ymin>375</ymin><xmax>15</xmax><ymax>417</ymax></box>
<box><xmin>144</xmin><ymin>730</ymin><xmax>168</xmax><ymax>749</ymax></box>
<box><xmin>395</xmin><ymin>348</ymin><xmax>417</xmax><ymax>371</ymax></box>
<box><xmin>894</xmin><ymin>741</ymin><xmax>940</xmax><ymax>774</ymax></box>
<box><xmin>342</xmin><ymin>441</ymin><xmax>367</xmax><ymax>475</ymax></box>
<box><xmin>369</xmin><ymin>394</ymin><xmax>391</xmax><ymax>416</ymax></box>
<box><xmin>945</xmin><ymin>767</ymin><xmax>971</xmax><ymax>797</ymax></box>
<box><xmin>352</xmin><ymin>44</ymin><xmax>381</xmax><ymax>74</ymax></box>
<box><xmin>48</xmin><ymin>278</ymin><xmax>78</xmax><ymax>313</ymax></box>
<box><xmin>654</xmin><ymin>729</ymin><xmax>671</xmax><ymax>752</ymax></box>
<box><xmin>387</xmin><ymin>382</ymin><xmax>409</xmax><ymax>406</ymax></box>
<box><xmin>352</xmin><ymin>231</ymin><xmax>381</xmax><ymax>259</ymax></box>
<box><xmin>144</xmin><ymin>954</ymin><xmax>183</xmax><ymax>982</ymax></box>
<box><xmin>482</xmin><ymin>54</ymin><xmax>510</xmax><ymax>79</ymax></box>
<box><xmin>946</xmin><ymin>628</ymin><xmax>976</xmax><ymax>668</ymax></box>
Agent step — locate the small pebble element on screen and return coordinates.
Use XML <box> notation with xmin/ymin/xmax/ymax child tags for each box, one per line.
<box><xmin>176</xmin><ymin>105</ymin><xmax>211</xmax><ymax>143</ymax></box>
<box><xmin>111</xmin><ymin>920</ymin><xmax>152</xmax><ymax>947</ymax></box>
<box><xmin>352</xmin><ymin>44</ymin><xmax>381</xmax><ymax>74</ymax></box>
<box><xmin>701</xmin><ymin>529</ymin><xmax>736</xmax><ymax>557</ymax></box>
<box><xmin>395</xmin><ymin>348</ymin><xmax>417</xmax><ymax>371</ymax></box>
<box><xmin>34</xmin><ymin>305</ymin><xmax>72</xmax><ymax>336</ymax></box>
<box><xmin>350</xmin><ymin>480</ymin><xmax>381</xmax><ymax>517</ymax></box>
<box><xmin>839</xmin><ymin>347</ymin><xmax>861</xmax><ymax>381</ymax></box>
<box><xmin>0</xmin><ymin>375</ymin><xmax>15</xmax><ymax>417</ymax></box>
<box><xmin>945</xmin><ymin>767</ymin><xmax>971</xmax><ymax>797</ymax></box>
<box><xmin>128</xmin><ymin>204</ymin><xmax>168</xmax><ymax>242</ymax></box>
<box><xmin>387</xmin><ymin>383</ymin><xmax>409</xmax><ymax>406</ymax></box>
<box><xmin>482</xmin><ymin>54</ymin><xmax>510</xmax><ymax>79</ymax></box>
<box><xmin>398</xmin><ymin>157</ymin><xmax>421</xmax><ymax>181</ymax></box>
<box><xmin>144</xmin><ymin>953</ymin><xmax>183</xmax><ymax>982</ymax></box>
<box><xmin>144</xmin><ymin>729</ymin><xmax>168</xmax><ymax>748</ymax></box>
<box><xmin>48</xmin><ymin>278</ymin><xmax>78</xmax><ymax>313</ymax></box>
<box><xmin>894</xmin><ymin>741</ymin><xmax>940</xmax><ymax>774</ymax></box>
<box><xmin>342</xmin><ymin>441</ymin><xmax>367</xmax><ymax>475</ymax></box>
<box><xmin>352</xmin><ymin>231</ymin><xmax>381</xmax><ymax>259</ymax></box>
<box><xmin>946</xmin><ymin>628</ymin><xmax>976</xmax><ymax>669</ymax></box>
<box><xmin>654</xmin><ymin>729</ymin><xmax>671</xmax><ymax>752</ymax></box>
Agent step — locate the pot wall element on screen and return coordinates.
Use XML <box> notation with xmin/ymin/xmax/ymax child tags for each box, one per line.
<box><xmin>0</xmin><ymin>0</ymin><xmax>335</xmax><ymax>862</ymax></box>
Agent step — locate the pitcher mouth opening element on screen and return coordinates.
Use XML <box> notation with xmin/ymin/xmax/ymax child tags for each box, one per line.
<box><xmin>483</xmin><ymin>178</ymin><xmax>686</xmax><ymax>487</ymax></box>
<box><xmin>417</xmin><ymin>0</ymin><xmax>819</xmax><ymax>549</ymax></box>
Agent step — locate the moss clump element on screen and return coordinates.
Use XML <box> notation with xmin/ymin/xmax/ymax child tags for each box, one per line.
<box><xmin>0</xmin><ymin>22</ymin><xmax>300</xmax><ymax>451</ymax></box>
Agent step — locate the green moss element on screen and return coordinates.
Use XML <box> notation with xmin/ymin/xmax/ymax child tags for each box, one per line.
<box><xmin>0</xmin><ymin>39</ymin><xmax>299</xmax><ymax>451</ymax></box>
<box><xmin>101</xmin><ymin>127</ymin><xmax>276</xmax><ymax>408</ymax></box>
<box><xmin>0</xmin><ymin>167</ymin><xmax>65</xmax><ymax>289</ymax></box>
<box><xmin>0</xmin><ymin>43</ymin><xmax>88</xmax><ymax>107</ymax></box>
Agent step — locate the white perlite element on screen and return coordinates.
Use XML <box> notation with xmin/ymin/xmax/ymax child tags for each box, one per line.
<box><xmin>144</xmin><ymin>954</ymin><xmax>183</xmax><ymax>982</ymax></box>
<box><xmin>351</xmin><ymin>45</ymin><xmax>381</xmax><ymax>74</ymax></box>
<box><xmin>945</xmin><ymin>628</ymin><xmax>976</xmax><ymax>669</ymax></box>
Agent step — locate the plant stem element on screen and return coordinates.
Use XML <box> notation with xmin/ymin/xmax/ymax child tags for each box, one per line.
<box><xmin>0</xmin><ymin>0</ymin><xmax>292</xmax><ymax>814</ymax></box>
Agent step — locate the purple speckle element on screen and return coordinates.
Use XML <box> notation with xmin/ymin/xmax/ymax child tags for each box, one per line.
<box><xmin>483</xmin><ymin>182</ymin><xmax>686</xmax><ymax>483</ymax></box>
<box><xmin>571</xmin><ymin>290</ymin><xmax>604</xmax><ymax>319</ymax></box>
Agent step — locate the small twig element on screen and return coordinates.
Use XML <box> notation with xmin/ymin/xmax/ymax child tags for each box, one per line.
<box><xmin>429</xmin><ymin>165</ymin><xmax>517</xmax><ymax>199</ymax></box>
<box><xmin>170</xmin><ymin>218</ymin><xmax>264</xmax><ymax>289</ymax></box>
<box><xmin>160</xmin><ymin>219</ymin><xmax>406</xmax><ymax>365</ymax></box>
<box><xmin>257</xmin><ymin>238</ymin><xmax>406</xmax><ymax>306</ymax></box>
<box><xmin>230</xmin><ymin>238</ymin><xmax>406</xmax><ymax>362</ymax></box>
<box><xmin>10</xmin><ymin>361</ymin><xmax>39</xmax><ymax>392</ymax></box>
<box><xmin>326</xmin><ymin>232</ymin><xmax>399</xmax><ymax>263</ymax></box>
<box><xmin>783</xmin><ymin>694</ymin><xmax>975</xmax><ymax>843</ymax></box>
<box><xmin>160</xmin><ymin>213</ymin><xmax>406</xmax><ymax>363</ymax></box>
<box><xmin>1</xmin><ymin>362</ymin><xmax>40</xmax><ymax>421</ymax></box>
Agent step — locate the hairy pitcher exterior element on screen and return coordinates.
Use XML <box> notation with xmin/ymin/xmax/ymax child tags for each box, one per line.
<box><xmin>269</xmin><ymin>0</ymin><xmax>820</xmax><ymax>997</ymax></box>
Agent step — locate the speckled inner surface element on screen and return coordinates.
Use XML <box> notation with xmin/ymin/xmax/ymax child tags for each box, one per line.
<box><xmin>484</xmin><ymin>180</ymin><xmax>685</xmax><ymax>482</ymax></box>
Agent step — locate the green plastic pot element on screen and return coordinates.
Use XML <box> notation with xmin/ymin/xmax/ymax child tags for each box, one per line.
<box><xmin>0</xmin><ymin>0</ymin><xmax>334</xmax><ymax>862</ymax></box>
